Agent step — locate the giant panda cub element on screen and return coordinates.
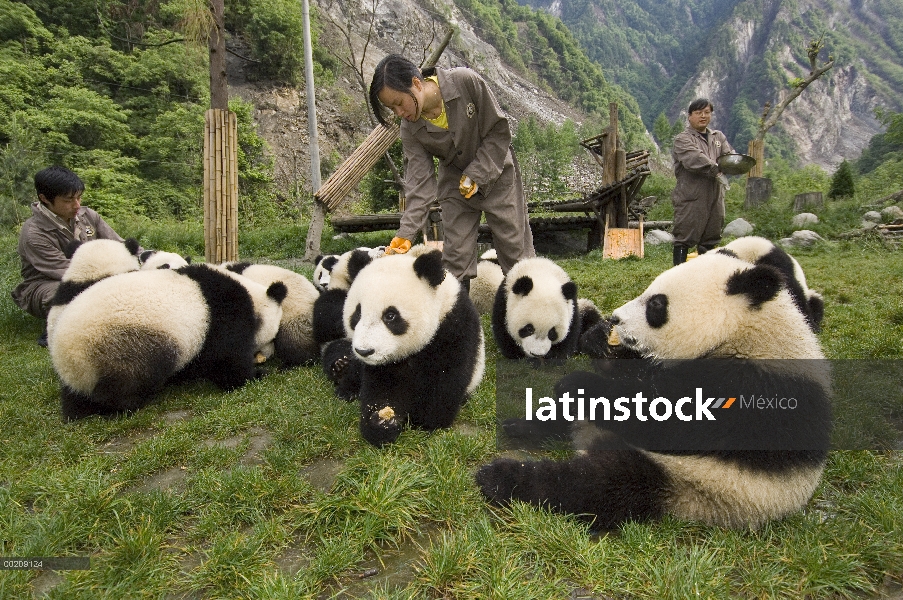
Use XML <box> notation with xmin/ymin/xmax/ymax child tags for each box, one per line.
<box><xmin>314</xmin><ymin>249</ymin><xmax>382</xmax><ymax>398</ymax></box>
<box><xmin>312</xmin><ymin>248</ymin><xmax>378</xmax><ymax>347</ymax></box>
<box><xmin>492</xmin><ymin>257</ymin><xmax>601</xmax><ymax>359</ymax></box>
<box><xmin>313</xmin><ymin>246</ymin><xmax>385</xmax><ymax>292</ymax></box>
<box><xmin>46</xmin><ymin>238</ymin><xmax>141</xmax><ymax>332</ymax></box>
<box><xmin>477</xmin><ymin>252</ymin><xmax>831</xmax><ymax>529</ymax></box>
<box><xmin>469</xmin><ymin>248</ymin><xmax>504</xmax><ymax>315</ymax></box>
<box><xmin>224</xmin><ymin>262</ymin><xmax>319</xmax><ymax>367</ymax></box>
<box><xmin>139</xmin><ymin>249</ymin><xmax>190</xmax><ymax>270</ymax></box>
<box><xmin>342</xmin><ymin>250</ymin><xmax>485</xmax><ymax>446</ymax></box>
<box><xmin>717</xmin><ymin>236</ymin><xmax>824</xmax><ymax>331</ymax></box>
<box><xmin>49</xmin><ymin>264</ymin><xmax>286</xmax><ymax>420</ymax></box>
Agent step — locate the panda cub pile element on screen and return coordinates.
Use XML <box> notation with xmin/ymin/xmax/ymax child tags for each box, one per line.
<box><xmin>47</xmin><ymin>240</ymin><xmax>290</xmax><ymax>420</ymax></box>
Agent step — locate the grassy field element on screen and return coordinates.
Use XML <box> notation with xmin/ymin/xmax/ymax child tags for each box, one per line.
<box><xmin>1</xmin><ymin>212</ymin><xmax>902</xmax><ymax>598</ymax></box>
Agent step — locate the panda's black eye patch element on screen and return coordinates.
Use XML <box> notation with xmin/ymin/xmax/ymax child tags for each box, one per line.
<box><xmin>548</xmin><ymin>327</ymin><xmax>558</xmax><ymax>342</ymax></box>
<box><xmin>382</xmin><ymin>306</ymin><xmax>408</xmax><ymax>335</ymax></box>
<box><xmin>645</xmin><ymin>294</ymin><xmax>668</xmax><ymax>329</ymax></box>
<box><xmin>518</xmin><ymin>324</ymin><xmax>535</xmax><ymax>338</ymax></box>
<box><xmin>350</xmin><ymin>304</ymin><xmax>361</xmax><ymax>330</ymax></box>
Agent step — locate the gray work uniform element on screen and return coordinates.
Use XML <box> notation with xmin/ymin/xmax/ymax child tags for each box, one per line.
<box><xmin>670</xmin><ymin>126</ymin><xmax>734</xmax><ymax>249</ymax></box>
<box><xmin>11</xmin><ymin>202</ymin><xmax>125</xmax><ymax>319</ymax></box>
<box><xmin>397</xmin><ymin>67</ymin><xmax>535</xmax><ymax>279</ymax></box>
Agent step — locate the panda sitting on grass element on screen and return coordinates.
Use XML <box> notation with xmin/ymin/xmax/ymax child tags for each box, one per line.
<box><xmin>477</xmin><ymin>251</ymin><xmax>831</xmax><ymax>529</ymax></box>
<box><xmin>338</xmin><ymin>249</ymin><xmax>485</xmax><ymax>446</ymax></box>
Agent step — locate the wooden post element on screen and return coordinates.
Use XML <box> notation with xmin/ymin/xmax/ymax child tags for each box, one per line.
<box><xmin>745</xmin><ymin>177</ymin><xmax>773</xmax><ymax>209</ymax></box>
<box><xmin>204</xmin><ymin>109</ymin><xmax>238</xmax><ymax>263</ymax></box>
<box><xmin>747</xmin><ymin>139</ymin><xmax>764</xmax><ymax>178</ymax></box>
<box><xmin>793</xmin><ymin>192</ymin><xmax>823</xmax><ymax>212</ymax></box>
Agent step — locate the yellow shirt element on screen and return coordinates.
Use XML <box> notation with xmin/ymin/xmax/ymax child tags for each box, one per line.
<box><xmin>423</xmin><ymin>76</ymin><xmax>448</xmax><ymax>129</ymax></box>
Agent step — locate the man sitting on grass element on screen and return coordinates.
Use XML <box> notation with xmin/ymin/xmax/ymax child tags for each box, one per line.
<box><xmin>11</xmin><ymin>166</ymin><xmax>132</xmax><ymax>347</ymax></box>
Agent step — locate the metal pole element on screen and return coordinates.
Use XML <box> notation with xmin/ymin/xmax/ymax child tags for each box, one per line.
<box><xmin>302</xmin><ymin>0</ymin><xmax>320</xmax><ymax>192</ymax></box>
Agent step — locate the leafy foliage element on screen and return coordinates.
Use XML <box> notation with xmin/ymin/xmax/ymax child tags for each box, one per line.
<box><xmin>513</xmin><ymin>117</ymin><xmax>582</xmax><ymax>202</ymax></box>
<box><xmin>454</xmin><ymin>0</ymin><xmax>647</xmax><ymax>148</ymax></box>
<box><xmin>0</xmin><ymin>0</ymin><xmax>294</xmax><ymax>227</ymax></box>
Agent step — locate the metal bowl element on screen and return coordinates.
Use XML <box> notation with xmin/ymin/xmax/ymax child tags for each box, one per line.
<box><xmin>717</xmin><ymin>153</ymin><xmax>757</xmax><ymax>175</ymax></box>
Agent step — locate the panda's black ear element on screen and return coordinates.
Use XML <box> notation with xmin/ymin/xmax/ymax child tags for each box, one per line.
<box><xmin>726</xmin><ymin>264</ymin><xmax>783</xmax><ymax>307</ymax></box>
<box><xmin>226</xmin><ymin>262</ymin><xmax>251</xmax><ymax>274</ymax></box>
<box><xmin>314</xmin><ymin>255</ymin><xmax>324</xmax><ymax>266</ymax></box>
<box><xmin>413</xmin><ymin>250</ymin><xmax>445</xmax><ymax>287</ymax></box>
<box><xmin>64</xmin><ymin>240</ymin><xmax>82</xmax><ymax>259</ymax></box>
<box><xmin>139</xmin><ymin>250</ymin><xmax>155</xmax><ymax>263</ymax></box>
<box><xmin>346</xmin><ymin>250</ymin><xmax>372</xmax><ymax>282</ymax></box>
<box><xmin>184</xmin><ymin>255</ymin><xmax>192</xmax><ymax>264</ymax></box>
<box><xmin>512</xmin><ymin>276</ymin><xmax>533</xmax><ymax>296</ymax></box>
<box><xmin>267</xmin><ymin>281</ymin><xmax>288</xmax><ymax>304</ymax></box>
<box><xmin>561</xmin><ymin>281</ymin><xmax>578</xmax><ymax>301</ymax></box>
<box><xmin>124</xmin><ymin>238</ymin><xmax>141</xmax><ymax>256</ymax></box>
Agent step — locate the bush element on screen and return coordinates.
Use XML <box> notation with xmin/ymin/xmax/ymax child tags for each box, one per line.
<box><xmin>828</xmin><ymin>160</ymin><xmax>855</xmax><ymax>199</ymax></box>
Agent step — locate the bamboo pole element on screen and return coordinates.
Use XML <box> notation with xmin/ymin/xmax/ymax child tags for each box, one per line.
<box><xmin>316</xmin><ymin>122</ymin><xmax>400</xmax><ymax>210</ymax></box>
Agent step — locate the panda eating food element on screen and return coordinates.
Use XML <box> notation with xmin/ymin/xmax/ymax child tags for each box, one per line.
<box><xmin>49</xmin><ymin>264</ymin><xmax>287</xmax><ymax>420</ymax></box>
<box><xmin>225</xmin><ymin>262</ymin><xmax>319</xmax><ymax>367</ymax></box>
<box><xmin>342</xmin><ymin>249</ymin><xmax>485</xmax><ymax>446</ymax></box>
<box><xmin>477</xmin><ymin>251</ymin><xmax>831</xmax><ymax>529</ymax></box>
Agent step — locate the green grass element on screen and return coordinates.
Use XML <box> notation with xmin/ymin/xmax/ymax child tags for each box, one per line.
<box><xmin>1</xmin><ymin>217</ymin><xmax>902</xmax><ymax>599</ymax></box>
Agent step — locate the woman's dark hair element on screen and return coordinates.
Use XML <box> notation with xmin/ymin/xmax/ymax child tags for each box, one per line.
<box><xmin>687</xmin><ymin>98</ymin><xmax>714</xmax><ymax>114</ymax></box>
<box><xmin>369</xmin><ymin>54</ymin><xmax>423</xmax><ymax>127</ymax></box>
<box><xmin>34</xmin><ymin>166</ymin><xmax>85</xmax><ymax>204</ymax></box>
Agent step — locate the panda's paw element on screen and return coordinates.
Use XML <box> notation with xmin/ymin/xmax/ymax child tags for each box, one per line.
<box><xmin>361</xmin><ymin>408</ymin><xmax>403</xmax><ymax>447</ymax></box>
<box><xmin>475</xmin><ymin>459</ymin><xmax>528</xmax><ymax>504</ymax></box>
<box><xmin>579</xmin><ymin>320</ymin><xmax>614</xmax><ymax>358</ymax></box>
<box><xmin>329</xmin><ymin>355</ymin><xmax>350</xmax><ymax>379</ymax></box>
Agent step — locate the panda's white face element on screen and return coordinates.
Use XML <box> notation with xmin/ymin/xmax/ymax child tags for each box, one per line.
<box><xmin>344</xmin><ymin>252</ymin><xmax>457</xmax><ymax>365</ymax></box>
<box><xmin>64</xmin><ymin>239</ymin><xmax>140</xmax><ymax>282</ymax></box>
<box><xmin>313</xmin><ymin>255</ymin><xmax>339</xmax><ymax>291</ymax></box>
<box><xmin>610</xmin><ymin>253</ymin><xmax>823</xmax><ymax>360</ymax></box>
<box><xmin>504</xmin><ymin>258</ymin><xmax>575</xmax><ymax>358</ymax></box>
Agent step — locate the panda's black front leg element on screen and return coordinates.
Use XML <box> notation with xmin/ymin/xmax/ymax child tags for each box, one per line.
<box><xmin>358</xmin><ymin>364</ymin><xmax>413</xmax><ymax>447</ymax></box>
<box><xmin>475</xmin><ymin>439</ymin><xmax>670</xmax><ymax>529</ymax></box>
<box><xmin>60</xmin><ymin>387</ymin><xmax>119</xmax><ymax>421</ymax></box>
<box><xmin>320</xmin><ymin>338</ymin><xmax>363</xmax><ymax>400</ymax></box>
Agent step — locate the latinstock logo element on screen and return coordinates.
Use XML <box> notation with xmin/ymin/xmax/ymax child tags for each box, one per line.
<box><xmin>523</xmin><ymin>388</ymin><xmax>747</xmax><ymax>423</ymax></box>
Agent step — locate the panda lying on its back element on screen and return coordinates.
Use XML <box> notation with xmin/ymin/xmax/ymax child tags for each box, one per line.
<box><xmin>477</xmin><ymin>252</ymin><xmax>831</xmax><ymax>529</ymax></box>
<box><xmin>342</xmin><ymin>250</ymin><xmax>485</xmax><ymax>446</ymax></box>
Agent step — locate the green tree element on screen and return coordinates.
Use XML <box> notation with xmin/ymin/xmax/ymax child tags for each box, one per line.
<box><xmin>828</xmin><ymin>160</ymin><xmax>855</xmax><ymax>199</ymax></box>
<box><xmin>653</xmin><ymin>112</ymin><xmax>679</xmax><ymax>149</ymax></box>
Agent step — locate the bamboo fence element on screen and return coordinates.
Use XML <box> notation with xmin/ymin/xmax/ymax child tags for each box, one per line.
<box><xmin>203</xmin><ymin>108</ymin><xmax>239</xmax><ymax>263</ymax></box>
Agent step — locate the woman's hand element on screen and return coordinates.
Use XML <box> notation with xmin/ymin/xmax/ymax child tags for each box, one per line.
<box><xmin>386</xmin><ymin>237</ymin><xmax>412</xmax><ymax>255</ymax></box>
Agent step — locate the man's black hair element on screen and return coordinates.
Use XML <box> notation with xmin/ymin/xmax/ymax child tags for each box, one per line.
<box><xmin>34</xmin><ymin>166</ymin><xmax>85</xmax><ymax>204</ymax></box>
<box><xmin>687</xmin><ymin>98</ymin><xmax>714</xmax><ymax>114</ymax></box>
